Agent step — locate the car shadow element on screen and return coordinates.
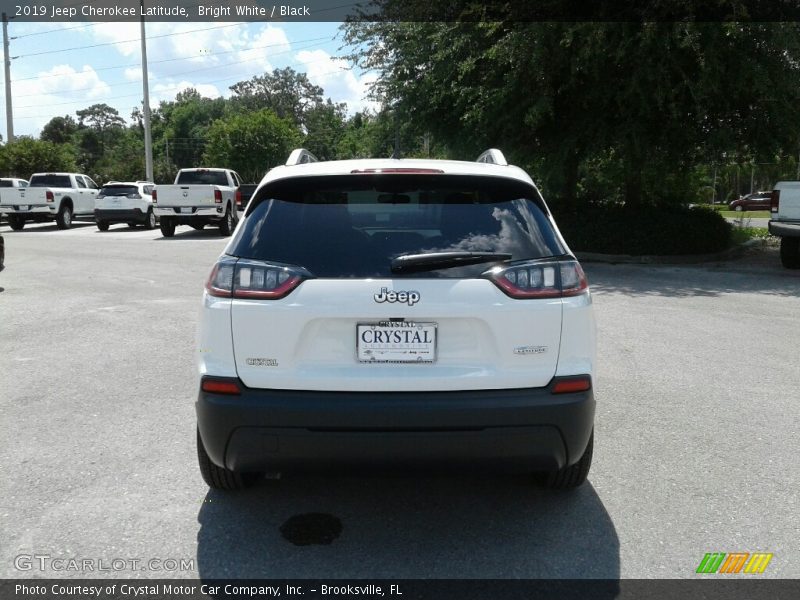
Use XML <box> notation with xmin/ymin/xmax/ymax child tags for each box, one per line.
<box><xmin>1</xmin><ymin>222</ymin><xmax>96</xmax><ymax>233</ymax></box>
<box><xmin>154</xmin><ymin>227</ymin><xmax>227</xmax><ymax>241</ymax></box>
<box><xmin>586</xmin><ymin>262</ymin><xmax>800</xmax><ymax>298</ymax></box>
<box><xmin>93</xmin><ymin>225</ymin><xmax>154</xmax><ymax>233</ymax></box>
<box><xmin>196</xmin><ymin>473</ymin><xmax>620</xmax><ymax>584</ymax></box>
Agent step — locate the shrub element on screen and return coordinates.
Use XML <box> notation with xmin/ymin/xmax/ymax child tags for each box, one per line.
<box><xmin>554</xmin><ymin>205</ymin><xmax>731</xmax><ymax>255</ymax></box>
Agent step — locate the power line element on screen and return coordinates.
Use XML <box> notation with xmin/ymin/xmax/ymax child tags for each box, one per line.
<box><xmin>11</xmin><ymin>22</ymin><xmax>100</xmax><ymax>39</ymax></box>
<box><xmin>13</xmin><ymin>22</ymin><xmax>246</xmax><ymax>60</ymax></box>
<box><xmin>11</xmin><ymin>34</ymin><xmax>332</xmax><ymax>82</ymax></box>
<box><xmin>11</xmin><ymin>38</ymin><xmax>331</xmax><ymax>99</ymax></box>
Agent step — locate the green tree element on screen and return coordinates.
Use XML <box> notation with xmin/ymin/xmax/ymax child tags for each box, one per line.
<box><xmin>76</xmin><ymin>103</ymin><xmax>125</xmax><ymax>133</ymax></box>
<box><xmin>202</xmin><ymin>109</ymin><xmax>302</xmax><ymax>182</ymax></box>
<box><xmin>342</xmin><ymin>18</ymin><xmax>800</xmax><ymax>207</ymax></box>
<box><xmin>40</xmin><ymin>115</ymin><xmax>78</xmax><ymax>145</ymax></box>
<box><xmin>0</xmin><ymin>137</ymin><xmax>76</xmax><ymax>177</ymax></box>
<box><xmin>229</xmin><ymin>67</ymin><xmax>324</xmax><ymax>126</ymax></box>
<box><xmin>303</xmin><ymin>99</ymin><xmax>347</xmax><ymax>161</ymax></box>
<box><xmin>154</xmin><ymin>89</ymin><xmax>226</xmax><ymax>169</ymax></box>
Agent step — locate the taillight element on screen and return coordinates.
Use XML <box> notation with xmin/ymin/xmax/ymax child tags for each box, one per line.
<box><xmin>235</xmin><ymin>189</ymin><xmax>242</xmax><ymax>208</ymax></box>
<box><xmin>46</xmin><ymin>191</ymin><xmax>54</xmax><ymax>202</ymax></box>
<box><xmin>205</xmin><ymin>257</ymin><xmax>307</xmax><ymax>300</ymax></box>
<box><xmin>771</xmin><ymin>189</ymin><xmax>780</xmax><ymax>213</ymax></box>
<box><xmin>152</xmin><ymin>189</ymin><xmax>157</xmax><ymax>203</ymax></box>
<box><xmin>551</xmin><ymin>376</ymin><xmax>592</xmax><ymax>394</ymax></box>
<box><xmin>214</xmin><ymin>189</ymin><xmax>222</xmax><ymax>203</ymax></box>
<box><xmin>201</xmin><ymin>377</ymin><xmax>241</xmax><ymax>395</ymax></box>
<box><xmin>485</xmin><ymin>259</ymin><xmax>588</xmax><ymax>299</ymax></box>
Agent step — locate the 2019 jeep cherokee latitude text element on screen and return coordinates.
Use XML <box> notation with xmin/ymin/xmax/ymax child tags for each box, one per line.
<box><xmin>195</xmin><ymin>149</ymin><xmax>597</xmax><ymax>490</ymax></box>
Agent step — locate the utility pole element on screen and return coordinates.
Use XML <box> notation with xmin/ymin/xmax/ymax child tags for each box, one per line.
<box><xmin>2</xmin><ymin>13</ymin><xmax>13</xmax><ymax>142</ymax></box>
<box><xmin>140</xmin><ymin>1</ymin><xmax>153</xmax><ymax>181</ymax></box>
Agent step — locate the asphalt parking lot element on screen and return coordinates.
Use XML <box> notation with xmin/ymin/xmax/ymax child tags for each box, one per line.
<box><xmin>1</xmin><ymin>221</ymin><xmax>799</xmax><ymax>579</ymax></box>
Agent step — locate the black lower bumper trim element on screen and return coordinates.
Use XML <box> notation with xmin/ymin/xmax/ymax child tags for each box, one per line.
<box><xmin>95</xmin><ymin>208</ymin><xmax>145</xmax><ymax>222</ymax></box>
<box><xmin>769</xmin><ymin>220</ymin><xmax>800</xmax><ymax>237</ymax></box>
<box><xmin>196</xmin><ymin>380</ymin><xmax>595</xmax><ymax>473</ymax></box>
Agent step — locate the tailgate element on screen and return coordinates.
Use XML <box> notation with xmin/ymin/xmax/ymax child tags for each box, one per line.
<box><xmin>231</xmin><ymin>279</ymin><xmax>563</xmax><ymax>392</ymax></box>
<box><xmin>777</xmin><ymin>182</ymin><xmax>800</xmax><ymax>220</ymax></box>
<box><xmin>158</xmin><ymin>185</ymin><xmax>219</xmax><ymax>208</ymax></box>
<box><xmin>0</xmin><ymin>188</ymin><xmax>46</xmax><ymax>206</ymax></box>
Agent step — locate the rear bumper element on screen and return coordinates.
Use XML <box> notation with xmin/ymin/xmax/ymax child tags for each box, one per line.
<box><xmin>769</xmin><ymin>220</ymin><xmax>800</xmax><ymax>237</ymax></box>
<box><xmin>155</xmin><ymin>206</ymin><xmax>223</xmax><ymax>224</ymax></box>
<box><xmin>2</xmin><ymin>205</ymin><xmax>52</xmax><ymax>215</ymax></box>
<box><xmin>94</xmin><ymin>208</ymin><xmax>146</xmax><ymax>223</ymax></box>
<box><xmin>196</xmin><ymin>378</ymin><xmax>595</xmax><ymax>473</ymax></box>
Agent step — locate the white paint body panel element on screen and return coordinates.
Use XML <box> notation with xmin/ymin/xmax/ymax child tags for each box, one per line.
<box><xmin>773</xmin><ymin>181</ymin><xmax>800</xmax><ymax>221</ymax></box>
<box><xmin>199</xmin><ymin>155</ymin><xmax>597</xmax><ymax>394</ymax></box>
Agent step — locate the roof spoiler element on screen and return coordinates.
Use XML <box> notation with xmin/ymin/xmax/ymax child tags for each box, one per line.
<box><xmin>286</xmin><ymin>148</ymin><xmax>319</xmax><ymax>166</ymax></box>
<box><xmin>476</xmin><ymin>149</ymin><xmax>508</xmax><ymax>166</ymax></box>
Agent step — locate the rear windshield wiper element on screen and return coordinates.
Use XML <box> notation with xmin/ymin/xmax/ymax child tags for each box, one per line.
<box><xmin>391</xmin><ymin>251</ymin><xmax>512</xmax><ymax>274</ymax></box>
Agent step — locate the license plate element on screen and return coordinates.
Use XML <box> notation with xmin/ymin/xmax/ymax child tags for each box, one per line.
<box><xmin>17</xmin><ymin>205</ymin><xmax>28</xmax><ymax>211</ymax></box>
<box><xmin>357</xmin><ymin>322</ymin><xmax>437</xmax><ymax>363</ymax></box>
<box><xmin>180</xmin><ymin>207</ymin><xmax>192</xmax><ymax>214</ymax></box>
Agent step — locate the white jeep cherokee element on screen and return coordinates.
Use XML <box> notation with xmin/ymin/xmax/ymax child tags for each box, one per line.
<box><xmin>196</xmin><ymin>149</ymin><xmax>596</xmax><ymax>490</ymax></box>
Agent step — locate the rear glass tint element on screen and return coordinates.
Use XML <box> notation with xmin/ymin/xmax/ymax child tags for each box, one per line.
<box><xmin>100</xmin><ymin>185</ymin><xmax>138</xmax><ymax>196</ymax></box>
<box><xmin>228</xmin><ymin>175</ymin><xmax>565</xmax><ymax>278</ymax></box>
<box><xmin>0</xmin><ymin>180</ymin><xmax>14</xmax><ymax>187</ymax></box>
<box><xmin>29</xmin><ymin>175</ymin><xmax>71</xmax><ymax>188</ymax></box>
<box><xmin>176</xmin><ymin>170</ymin><xmax>228</xmax><ymax>186</ymax></box>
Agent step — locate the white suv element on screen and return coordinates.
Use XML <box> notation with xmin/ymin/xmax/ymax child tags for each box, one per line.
<box><xmin>94</xmin><ymin>181</ymin><xmax>156</xmax><ymax>230</ymax></box>
<box><xmin>196</xmin><ymin>149</ymin><xmax>596</xmax><ymax>490</ymax></box>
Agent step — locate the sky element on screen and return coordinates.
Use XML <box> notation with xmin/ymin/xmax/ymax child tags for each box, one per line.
<box><xmin>1</xmin><ymin>20</ymin><xmax>378</xmax><ymax>139</ymax></box>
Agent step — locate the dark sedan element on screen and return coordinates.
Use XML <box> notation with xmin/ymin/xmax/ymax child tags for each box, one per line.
<box><xmin>729</xmin><ymin>191</ymin><xmax>772</xmax><ymax>212</ymax></box>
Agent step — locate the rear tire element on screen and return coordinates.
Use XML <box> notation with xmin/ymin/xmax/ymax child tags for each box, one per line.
<box><xmin>160</xmin><ymin>217</ymin><xmax>176</xmax><ymax>238</ymax></box>
<box><xmin>219</xmin><ymin>206</ymin><xmax>234</xmax><ymax>236</ymax></box>
<box><xmin>197</xmin><ymin>429</ymin><xmax>255</xmax><ymax>490</ymax></box>
<box><xmin>780</xmin><ymin>237</ymin><xmax>800</xmax><ymax>269</ymax></box>
<box><xmin>96</xmin><ymin>220</ymin><xmax>109</xmax><ymax>231</ymax></box>
<box><xmin>144</xmin><ymin>209</ymin><xmax>156</xmax><ymax>230</ymax></box>
<box><xmin>545</xmin><ymin>430</ymin><xmax>593</xmax><ymax>490</ymax></box>
<box><xmin>8</xmin><ymin>214</ymin><xmax>25</xmax><ymax>231</ymax></box>
<box><xmin>55</xmin><ymin>204</ymin><xmax>73</xmax><ymax>229</ymax></box>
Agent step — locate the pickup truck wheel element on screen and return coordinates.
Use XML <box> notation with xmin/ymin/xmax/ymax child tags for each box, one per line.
<box><xmin>160</xmin><ymin>217</ymin><xmax>176</xmax><ymax>238</ymax></box>
<box><xmin>544</xmin><ymin>430</ymin><xmax>593</xmax><ymax>490</ymax></box>
<box><xmin>219</xmin><ymin>206</ymin><xmax>234</xmax><ymax>236</ymax></box>
<box><xmin>8</xmin><ymin>215</ymin><xmax>25</xmax><ymax>230</ymax></box>
<box><xmin>197</xmin><ymin>429</ymin><xmax>256</xmax><ymax>490</ymax></box>
<box><xmin>780</xmin><ymin>237</ymin><xmax>800</xmax><ymax>269</ymax></box>
<box><xmin>56</xmin><ymin>204</ymin><xmax>73</xmax><ymax>229</ymax></box>
<box><xmin>144</xmin><ymin>209</ymin><xmax>156</xmax><ymax>230</ymax></box>
<box><xmin>96</xmin><ymin>220</ymin><xmax>109</xmax><ymax>231</ymax></box>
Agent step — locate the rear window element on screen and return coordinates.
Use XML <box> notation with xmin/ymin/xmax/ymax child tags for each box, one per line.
<box><xmin>99</xmin><ymin>185</ymin><xmax>138</xmax><ymax>196</ymax></box>
<box><xmin>228</xmin><ymin>175</ymin><xmax>565</xmax><ymax>278</ymax></box>
<box><xmin>176</xmin><ymin>170</ymin><xmax>228</xmax><ymax>186</ymax></box>
<box><xmin>29</xmin><ymin>175</ymin><xmax>71</xmax><ymax>188</ymax></box>
<box><xmin>0</xmin><ymin>180</ymin><xmax>14</xmax><ymax>187</ymax></box>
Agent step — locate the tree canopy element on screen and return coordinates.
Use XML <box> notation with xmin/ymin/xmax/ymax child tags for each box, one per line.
<box><xmin>342</xmin><ymin>19</ymin><xmax>800</xmax><ymax>206</ymax></box>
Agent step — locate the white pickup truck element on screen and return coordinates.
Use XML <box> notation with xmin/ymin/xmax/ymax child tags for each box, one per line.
<box><xmin>0</xmin><ymin>172</ymin><xmax>99</xmax><ymax>230</ymax></box>
<box><xmin>153</xmin><ymin>168</ymin><xmax>242</xmax><ymax>237</ymax></box>
<box><xmin>768</xmin><ymin>181</ymin><xmax>800</xmax><ymax>269</ymax></box>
